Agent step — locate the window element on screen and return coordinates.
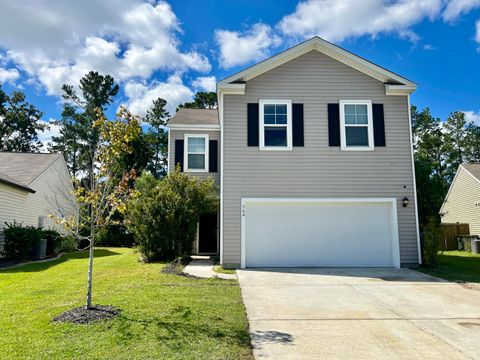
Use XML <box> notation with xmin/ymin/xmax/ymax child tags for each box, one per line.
<box><xmin>184</xmin><ymin>134</ymin><xmax>209</xmax><ymax>172</ymax></box>
<box><xmin>339</xmin><ymin>100</ymin><xmax>374</xmax><ymax>151</ymax></box>
<box><xmin>259</xmin><ymin>100</ymin><xmax>292</xmax><ymax>150</ymax></box>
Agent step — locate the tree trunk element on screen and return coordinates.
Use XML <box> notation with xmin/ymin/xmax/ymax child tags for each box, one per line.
<box><xmin>86</xmin><ymin>227</ymin><xmax>94</xmax><ymax>309</ymax></box>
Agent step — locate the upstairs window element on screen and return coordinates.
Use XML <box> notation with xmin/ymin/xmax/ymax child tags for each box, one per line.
<box><xmin>259</xmin><ymin>100</ymin><xmax>292</xmax><ymax>150</ymax></box>
<box><xmin>339</xmin><ymin>100</ymin><xmax>374</xmax><ymax>151</ymax></box>
<box><xmin>184</xmin><ymin>134</ymin><xmax>209</xmax><ymax>172</ymax></box>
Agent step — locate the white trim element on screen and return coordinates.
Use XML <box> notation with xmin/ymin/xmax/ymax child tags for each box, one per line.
<box><xmin>219</xmin><ymin>92</ymin><xmax>224</xmax><ymax>265</ymax></box>
<box><xmin>218</xmin><ymin>37</ymin><xmax>416</xmax><ymax>90</ymax></box>
<box><xmin>167</xmin><ymin>129</ymin><xmax>171</xmax><ymax>174</ymax></box>
<box><xmin>339</xmin><ymin>100</ymin><xmax>374</xmax><ymax>151</ymax></box>
<box><xmin>259</xmin><ymin>100</ymin><xmax>293</xmax><ymax>151</ymax></box>
<box><xmin>184</xmin><ymin>134</ymin><xmax>209</xmax><ymax>172</ymax></box>
<box><xmin>407</xmin><ymin>95</ymin><xmax>422</xmax><ymax>265</ymax></box>
<box><xmin>168</xmin><ymin>124</ymin><xmax>220</xmax><ymax>131</ymax></box>
<box><xmin>240</xmin><ymin>197</ymin><xmax>401</xmax><ymax>269</ymax></box>
<box><xmin>385</xmin><ymin>84</ymin><xmax>417</xmax><ymax>96</ymax></box>
<box><xmin>217</xmin><ymin>83</ymin><xmax>245</xmax><ymax>95</ymax></box>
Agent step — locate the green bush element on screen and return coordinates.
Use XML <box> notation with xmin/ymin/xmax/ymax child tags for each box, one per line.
<box><xmin>422</xmin><ymin>217</ymin><xmax>441</xmax><ymax>268</ymax></box>
<box><xmin>96</xmin><ymin>224</ymin><xmax>134</xmax><ymax>247</ymax></box>
<box><xmin>127</xmin><ymin>169</ymin><xmax>218</xmax><ymax>262</ymax></box>
<box><xmin>42</xmin><ymin>228</ymin><xmax>62</xmax><ymax>256</ymax></box>
<box><xmin>2</xmin><ymin>222</ymin><xmax>43</xmax><ymax>260</ymax></box>
<box><xmin>54</xmin><ymin>234</ymin><xmax>78</xmax><ymax>254</ymax></box>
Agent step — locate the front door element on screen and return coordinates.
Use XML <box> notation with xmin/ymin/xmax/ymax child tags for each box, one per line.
<box><xmin>199</xmin><ymin>212</ymin><xmax>218</xmax><ymax>254</ymax></box>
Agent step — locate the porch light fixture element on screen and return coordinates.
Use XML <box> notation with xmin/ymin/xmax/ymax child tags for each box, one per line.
<box><xmin>402</xmin><ymin>197</ymin><xmax>409</xmax><ymax>208</ymax></box>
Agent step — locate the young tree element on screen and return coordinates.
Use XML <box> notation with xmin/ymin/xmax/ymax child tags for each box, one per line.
<box><xmin>144</xmin><ymin>98</ymin><xmax>170</xmax><ymax>178</ymax></box>
<box><xmin>0</xmin><ymin>86</ymin><xmax>46</xmax><ymax>152</ymax></box>
<box><xmin>55</xmin><ymin>107</ymin><xmax>142</xmax><ymax>309</ymax></box>
<box><xmin>178</xmin><ymin>91</ymin><xmax>217</xmax><ymax>110</ymax></box>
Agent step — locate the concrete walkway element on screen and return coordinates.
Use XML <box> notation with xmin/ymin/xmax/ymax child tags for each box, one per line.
<box><xmin>182</xmin><ymin>257</ymin><xmax>236</xmax><ymax>280</ymax></box>
<box><xmin>237</xmin><ymin>268</ymin><xmax>480</xmax><ymax>360</ymax></box>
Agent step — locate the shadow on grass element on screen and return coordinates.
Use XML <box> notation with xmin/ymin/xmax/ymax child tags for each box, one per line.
<box><xmin>0</xmin><ymin>249</ymin><xmax>121</xmax><ymax>273</ymax></box>
<box><xmin>114</xmin><ymin>305</ymin><xmax>252</xmax><ymax>351</ymax></box>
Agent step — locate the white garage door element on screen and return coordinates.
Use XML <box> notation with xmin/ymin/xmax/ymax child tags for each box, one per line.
<box><xmin>241</xmin><ymin>198</ymin><xmax>400</xmax><ymax>268</ymax></box>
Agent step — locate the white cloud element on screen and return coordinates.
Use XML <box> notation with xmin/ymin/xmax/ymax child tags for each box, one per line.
<box><xmin>215</xmin><ymin>23</ymin><xmax>281</xmax><ymax>68</ymax></box>
<box><xmin>476</xmin><ymin>18</ymin><xmax>480</xmax><ymax>45</ymax></box>
<box><xmin>0</xmin><ymin>67</ymin><xmax>19</xmax><ymax>83</ymax></box>
<box><xmin>278</xmin><ymin>0</ymin><xmax>443</xmax><ymax>42</ymax></box>
<box><xmin>0</xmin><ymin>1</ymin><xmax>210</xmax><ymax>96</ymax></box>
<box><xmin>463</xmin><ymin>110</ymin><xmax>480</xmax><ymax>124</ymax></box>
<box><xmin>423</xmin><ymin>44</ymin><xmax>436</xmax><ymax>50</ymax></box>
<box><xmin>38</xmin><ymin>119</ymin><xmax>63</xmax><ymax>151</ymax></box>
<box><xmin>124</xmin><ymin>75</ymin><xmax>194</xmax><ymax>116</ymax></box>
<box><xmin>191</xmin><ymin>76</ymin><xmax>217</xmax><ymax>92</ymax></box>
<box><xmin>443</xmin><ymin>0</ymin><xmax>480</xmax><ymax>22</ymax></box>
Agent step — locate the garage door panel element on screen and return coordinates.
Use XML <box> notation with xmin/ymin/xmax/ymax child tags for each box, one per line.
<box><xmin>243</xmin><ymin>199</ymin><xmax>398</xmax><ymax>268</ymax></box>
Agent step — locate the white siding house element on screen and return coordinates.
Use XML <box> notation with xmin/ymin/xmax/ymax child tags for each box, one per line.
<box><xmin>0</xmin><ymin>152</ymin><xmax>78</xmax><ymax>251</ymax></box>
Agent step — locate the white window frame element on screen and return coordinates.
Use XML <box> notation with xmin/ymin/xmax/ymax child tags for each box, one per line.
<box><xmin>184</xmin><ymin>134</ymin><xmax>209</xmax><ymax>172</ymax></box>
<box><xmin>339</xmin><ymin>100</ymin><xmax>374</xmax><ymax>151</ymax></box>
<box><xmin>259</xmin><ymin>99</ymin><xmax>292</xmax><ymax>151</ymax></box>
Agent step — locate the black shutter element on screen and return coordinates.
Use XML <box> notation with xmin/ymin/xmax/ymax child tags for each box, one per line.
<box><xmin>292</xmin><ymin>103</ymin><xmax>304</xmax><ymax>147</ymax></box>
<box><xmin>372</xmin><ymin>104</ymin><xmax>386</xmax><ymax>147</ymax></box>
<box><xmin>175</xmin><ymin>139</ymin><xmax>184</xmax><ymax>171</ymax></box>
<box><xmin>209</xmin><ymin>140</ymin><xmax>218</xmax><ymax>172</ymax></box>
<box><xmin>247</xmin><ymin>103</ymin><xmax>259</xmax><ymax>146</ymax></box>
<box><xmin>328</xmin><ymin>103</ymin><xmax>341</xmax><ymax>146</ymax></box>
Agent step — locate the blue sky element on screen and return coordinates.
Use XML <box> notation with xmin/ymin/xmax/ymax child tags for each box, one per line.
<box><xmin>0</xmin><ymin>0</ymin><xmax>479</xmax><ymax>142</ymax></box>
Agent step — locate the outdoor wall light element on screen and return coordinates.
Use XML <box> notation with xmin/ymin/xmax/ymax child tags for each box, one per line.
<box><xmin>402</xmin><ymin>197</ymin><xmax>409</xmax><ymax>207</ymax></box>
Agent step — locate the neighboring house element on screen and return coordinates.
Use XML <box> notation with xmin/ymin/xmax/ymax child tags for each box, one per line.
<box><xmin>440</xmin><ymin>164</ymin><xmax>480</xmax><ymax>235</ymax></box>
<box><xmin>167</xmin><ymin>36</ymin><xmax>420</xmax><ymax>268</ymax></box>
<box><xmin>0</xmin><ymin>152</ymin><xmax>78</xmax><ymax>251</ymax></box>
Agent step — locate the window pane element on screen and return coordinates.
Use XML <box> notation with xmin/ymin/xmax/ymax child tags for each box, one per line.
<box><xmin>188</xmin><ymin>137</ymin><xmax>205</xmax><ymax>152</ymax></box>
<box><xmin>345</xmin><ymin>114</ymin><xmax>356</xmax><ymax>124</ymax></box>
<box><xmin>356</xmin><ymin>104</ymin><xmax>368</xmax><ymax>115</ymax></box>
<box><xmin>345</xmin><ymin>104</ymin><xmax>356</xmax><ymax>115</ymax></box>
<box><xmin>276</xmin><ymin>114</ymin><xmax>287</xmax><ymax>124</ymax></box>
<box><xmin>264</xmin><ymin>104</ymin><xmax>275</xmax><ymax>114</ymax></box>
<box><xmin>188</xmin><ymin>154</ymin><xmax>205</xmax><ymax>169</ymax></box>
<box><xmin>264</xmin><ymin>114</ymin><xmax>276</xmax><ymax>124</ymax></box>
<box><xmin>276</xmin><ymin>104</ymin><xmax>287</xmax><ymax>114</ymax></box>
<box><xmin>265</xmin><ymin>127</ymin><xmax>287</xmax><ymax>147</ymax></box>
<box><xmin>346</xmin><ymin>126</ymin><xmax>369</xmax><ymax>146</ymax></box>
<box><xmin>356</xmin><ymin>114</ymin><xmax>368</xmax><ymax>124</ymax></box>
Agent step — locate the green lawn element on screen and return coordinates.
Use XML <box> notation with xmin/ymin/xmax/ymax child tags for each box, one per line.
<box><xmin>419</xmin><ymin>251</ymin><xmax>480</xmax><ymax>283</ymax></box>
<box><xmin>0</xmin><ymin>248</ymin><xmax>253</xmax><ymax>360</ymax></box>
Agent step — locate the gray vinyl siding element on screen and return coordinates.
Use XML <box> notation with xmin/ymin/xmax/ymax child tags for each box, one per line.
<box><xmin>441</xmin><ymin>167</ymin><xmax>480</xmax><ymax>235</ymax></box>
<box><xmin>222</xmin><ymin>50</ymin><xmax>419</xmax><ymax>266</ymax></box>
<box><xmin>168</xmin><ymin>130</ymin><xmax>220</xmax><ymax>185</ymax></box>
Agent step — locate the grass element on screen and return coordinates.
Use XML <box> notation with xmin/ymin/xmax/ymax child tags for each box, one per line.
<box><xmin>418</xmin><ymin>251</ymin><xmax>480</xmax><ymax>283</ymax></box>
<box><xmin>213</xmin><ymin>266</ymin><xmax>237</xmax><ymax>275</ymax></box>
<box><xmin>0</xmin><ymin>248</ymin><xmax>253</xmax><ymax>360</ymax></box>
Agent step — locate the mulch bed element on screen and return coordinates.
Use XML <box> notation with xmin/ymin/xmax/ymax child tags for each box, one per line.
<box><xmin>53</xmin><ymin>305</ymin><xmax>121</xmax><ymax>324</ymax></box>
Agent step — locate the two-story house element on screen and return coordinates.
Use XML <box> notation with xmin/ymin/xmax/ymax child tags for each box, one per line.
<box><xmin>167</xmin><ymin>37</ymin><xmax>421</xmax><ymax>269</ymax></box>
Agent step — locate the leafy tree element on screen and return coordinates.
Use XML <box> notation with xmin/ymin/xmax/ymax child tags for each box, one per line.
<box><xmin>178</xmin><ymin>91</ymin><xmax>217</xmax><ymax>110</ymax></box>
<box><xmin>127</xmin><ymin>168</ymin><xmax>218</xmax><ymax>262</ymax></box>
<box><xmin>465</xmin><ymin>123</ymin><xmax>480</xmax><ymax>162</ymax></box>
<box><xmin>54</xmin><ymin>107</ymin><xmax>141</xmax><ymax>309</ymax></box>
<box><xmin>443</xmin><ymin>111</ymin><xmax>469</xmax><ymax>181</ymax></box>
<box><xmin>144</xmin><ymin>98</ymin><xmax>170</xmax><ymax>178</ymax></box>
<box><xmin>0</xmin><ymin>86</ymin><xmax>46</xmax><ymax>152</ymax></box>
<box><xmin>50</xmin><ymin>71</ymin><xmax>119</xmax><ymax>182</ymax></box>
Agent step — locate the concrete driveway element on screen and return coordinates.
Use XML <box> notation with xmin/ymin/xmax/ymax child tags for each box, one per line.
<box><xmin>237</xmin><ymin>268</ymin><xmax>480</xmax><ymax>360</ymax></box>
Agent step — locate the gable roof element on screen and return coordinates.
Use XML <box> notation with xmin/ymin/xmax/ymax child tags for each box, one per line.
<box><xmin>168</xmin><ymin>108</ymin><xmax>219</xmax><ymax>127</ymax></box>
<box><xmin>461</xmin><ymin>163</ymin><xmax>480</xmax><ymax>182</ymax></box>
<box><xmin>218</xmin><ymin>36</ymin><xmax>416</xmax><ymax>93</ymax></box>
<box><xmin>0</xmin><ymin>152</ymin><xmax>63</xmax><ymax>192</ymax></box>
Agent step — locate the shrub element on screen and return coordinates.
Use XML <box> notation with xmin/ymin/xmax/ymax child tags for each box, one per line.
<box><xmin>127</xmin><ymin>169</ymin><xmax>218</xmax><ymax>262</ymax></box>
<box><xmin>54</xmin><ymin>234</ymin><xmax>78</xmax><ymax>254</ymax></box>
<box><xmin>42</xmin><ymin>228</ymin><xmax>62</xmax><ymax>256</ymax></box>
<box><xmin>2</xmin><ymin>222</ymin><xmax>43</xmax><ymax>260</ymax></box>
<box><xmin>422</xmin><ymin>217</ymin><xmax>441</xmax><ymax>268</ymax></box>
<box><xmin>96</xmin><ymin>224</ymin><xmax>135</xmax><ymax>247</ymax></box>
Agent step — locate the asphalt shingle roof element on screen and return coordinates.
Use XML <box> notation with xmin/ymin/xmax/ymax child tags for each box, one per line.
<box><xmin>462</xmin><ymin>163</ymin><xmax>480</xmax><ymax>181</ymax></box>
<box><xmin>0</xmin><ymin>152</ymin><xmax>62</xmax><ymax>191</ymax></box>
<box><xmin>168</xmin><ymin>108</ymin><xmax>219</xmax><ymax>126</ymax></box>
